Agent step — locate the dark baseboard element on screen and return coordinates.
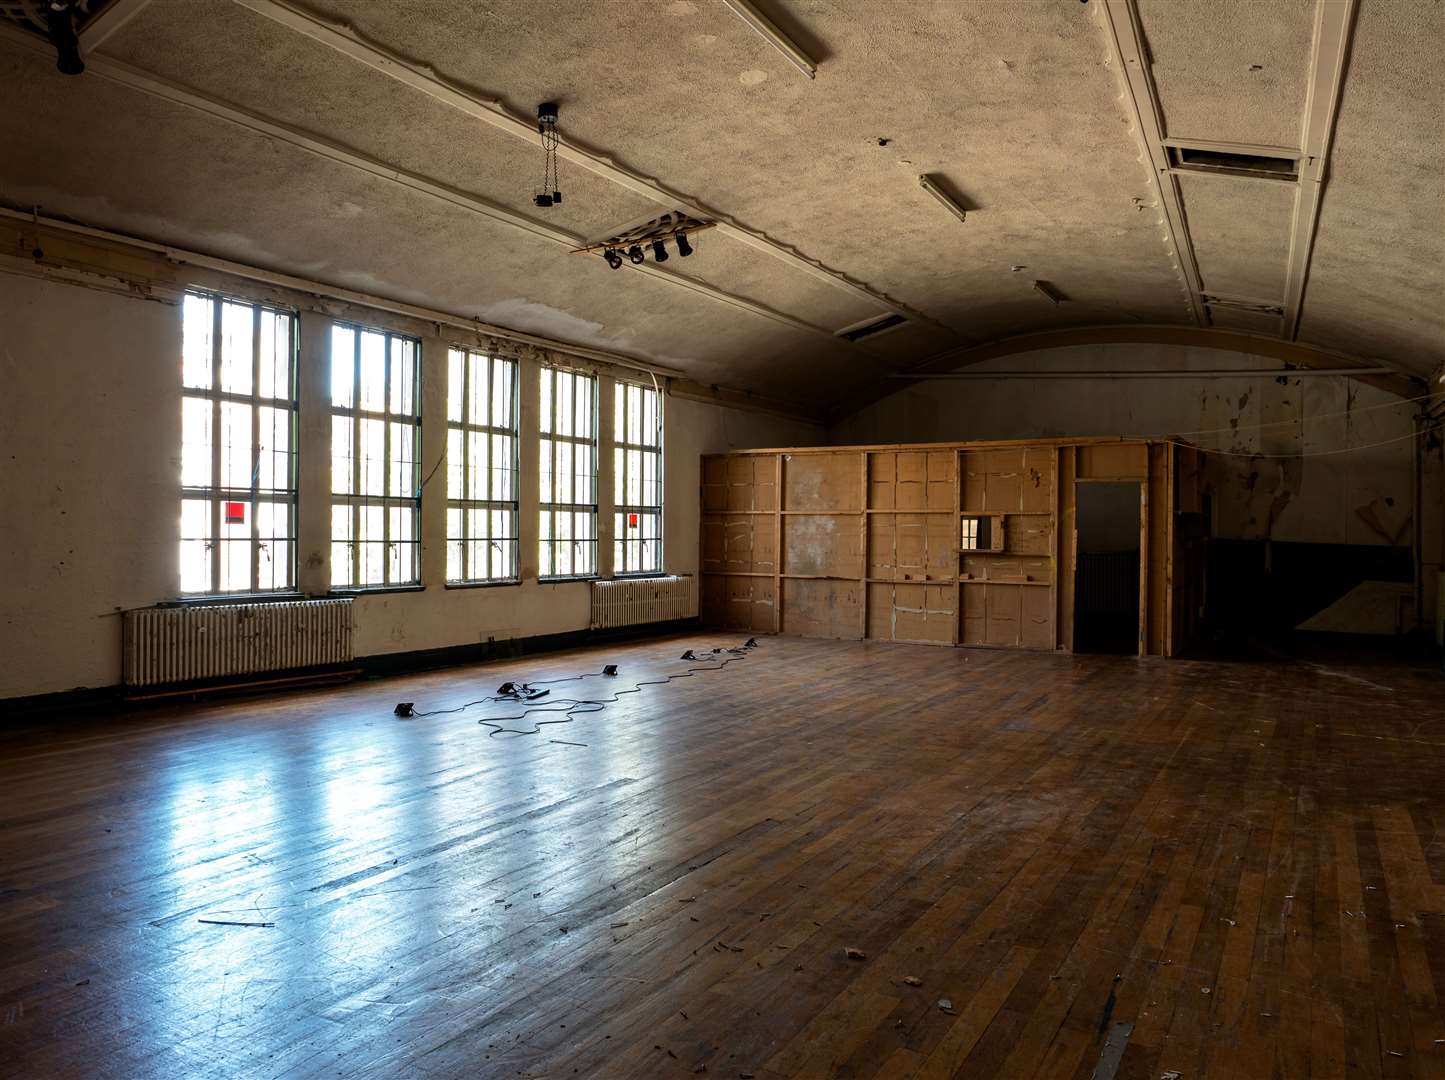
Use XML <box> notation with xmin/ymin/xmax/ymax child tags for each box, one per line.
<box><xmin>1</xmin><ymin>617</ymin><xmax>701</xmax><ymax>720</ymax></box>
<box><xmin>356</xmin><ymin>618</ymin><xmax>701</xmax><ymax>678</ymax></box>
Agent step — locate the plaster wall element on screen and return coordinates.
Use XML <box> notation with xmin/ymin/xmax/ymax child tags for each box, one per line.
<box><xmin>0</xmin><ymin>272</ymin><xmax>817</xmax><ymax>699</ymax></box>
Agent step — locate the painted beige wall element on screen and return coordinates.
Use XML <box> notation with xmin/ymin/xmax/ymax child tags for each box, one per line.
<box><xmin>0</xmin><ymin>273</ymin><xmax>817</xmax><ymax>699</ymax></box>
<box><xmin>832</xmin><ymin>343</ymin><xmax>1442</xmax><ymax>620</ymax></box>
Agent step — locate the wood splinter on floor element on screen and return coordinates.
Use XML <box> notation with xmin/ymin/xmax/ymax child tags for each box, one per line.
<box><xmin>197</xmin><ymin>918</ymin><xmax>275</xmax><ymax>927</ymax></box>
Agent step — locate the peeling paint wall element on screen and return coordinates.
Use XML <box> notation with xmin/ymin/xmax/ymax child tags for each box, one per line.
<box><xmin>832</xmin><ymin>343</ymin><xmax>1442</xmax><ymax>622</ymax></box>
<box><xmin>0</xmin><ymin>272</ymin><xmax>818</xmax><ymax>699</ymax></box>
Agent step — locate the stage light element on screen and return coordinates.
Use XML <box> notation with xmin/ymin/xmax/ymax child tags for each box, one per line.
<box><xmin>651</xmin><ymin>238</ymin><xmax>669</xmax><ymax>263</ymax></box>
<box><xmin>627</xmin><ymin>245</ymin><xmax>645</xmax><ymax>265</ymax></box>
<box><xmin>675</xmin><ymin>232</ymin><xmax>694</xmax><ymax>257</ymax></box>
<box><xmin>604</xmin><ymin>248</ymin><xmax>623</xmax><ymax>270</ymax></box>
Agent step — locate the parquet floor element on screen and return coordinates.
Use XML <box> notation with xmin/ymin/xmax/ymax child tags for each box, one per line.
<box><xmin>1</xmin><ymin>634</ymin><xmax>1442</xmax><ymax>1078</ymax></box>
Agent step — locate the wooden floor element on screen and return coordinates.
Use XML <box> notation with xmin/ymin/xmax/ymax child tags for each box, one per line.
<box><xmin>1</xmin><ymin>635</ymin><xmax>1442</xmax><ymax>1079</ymax></box>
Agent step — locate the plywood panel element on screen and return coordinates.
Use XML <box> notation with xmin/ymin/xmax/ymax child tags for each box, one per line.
<box><xmin>961</xmin><ymin>555</ymin><xmax>1052</xmax><ymax>585</ymax></box>
<box><xmin>783</xmin><ymin>452</ymin><xmax>862</xmax><ymax>511</ymax></box>
<box><xmin>783</xmin><ymin>514</ymin><xmax>862</xmax><ymax>578</ymax></box>
<box><xmin>1148</xmin><ymin>443</ymin><xmax>1170</xmax><ymax>656</ymax></box>
<box><xmin>701</xmin><ymin>515</ymin><xmax>776</xmax><ymax>574</ymax></box>
<box><xmin>891</xmin><ymin>583</ymin><xmax>955</xmax><ymax>644</ymax></box>
<box><xmin>961</xmin><ymin>448</ymin><xmax>1054</xmax><ymax>513</ymax></box>
<box><xmin>702</xmin><ymin>574</ymin><xmax>775</xmax><ymax>632</ymax></box>
<box><xmin>867</xmin><ymin>583</ymin><xmax>954</xmax><ymax>644</ymax></box>
<box><xmin>1004</xmin><ymin>514</ymin><xmax>1051</xmax><ymax>556</ymax></box>
<box><xmin>1077</xmin><ymin>443</ymin><xmax>1147</xmax><ymax>480</ymax></box>
<box><xmin>1021</xmin><ymin>586</ymin><xmax>1053</xmax><ymax>650</ymax></box>
<box><xmin>780</xmin><ymin>578</ymin><xmax>863</xmax><ymax>639</ymax></box>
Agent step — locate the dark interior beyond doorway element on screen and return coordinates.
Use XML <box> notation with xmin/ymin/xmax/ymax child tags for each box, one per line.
<box><xmin>1075</xmin><ymin>481</ymin><xmax>1141</xmax><ymax>654</ymax></box>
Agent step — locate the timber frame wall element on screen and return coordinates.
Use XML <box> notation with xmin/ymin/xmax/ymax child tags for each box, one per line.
<box><xmin>700</xmin><ymin>438</ymin><xmax>1205</xmax><ymax>657</ymax></box>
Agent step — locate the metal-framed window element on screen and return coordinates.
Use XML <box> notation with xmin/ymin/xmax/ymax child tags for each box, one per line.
<box><xmin>613</xmin><ymin>380</ymin><xmax>663</xmax><ymax>575</ymax></box>
<box><xmin>446</xmin><ymin>348</ymin><xmax>519</xmax><ymax>584</ymax></box>
<box><xmin>330</xmin><ymin>323</ymin><xmax>421</xmax><ymax>589</ymax></box>
<box><xmin>538</xmin><ymin>366</ymin><xmax>598</xmax><ymax>578</ymax></box>
<box><xmin>179</xmin><ymin>291</ymin><xmax>298</xmax><ymax>596</ymax></box>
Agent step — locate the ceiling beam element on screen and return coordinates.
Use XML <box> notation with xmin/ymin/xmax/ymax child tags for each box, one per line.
<box><xmin>0</xmin><ymin>24</ymin><xmax>882</xmax><ymax>360</ymax></box>
<box><xmin>1097</xmin><ymin>0</ymin><xmax>1207</xmax><ymax>326</ymax></box>
<box><xmin>79</xmin><ymin>0</ymin><xmax>151</xmax><ymax>50</ymax></box>
<box><xmin>1281</xmin><ymin>0</ymin><xmax>1358</xmax><ymax>341</ymax></box>
<box><xmin>230</xmin><ymin>0</ymin><xmax>941</xmax><ymax>334</ymax></box>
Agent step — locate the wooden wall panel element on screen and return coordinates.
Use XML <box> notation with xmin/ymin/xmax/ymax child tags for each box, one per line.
<box><xmin>1077</xmin><ymin>443</ymin><xmax>1147</xmax><ymax>480</ymax></box>
<box><xmin>783</xmin><ymin>515</ymin><xmax>863</xmax><ymax>578</ymax></box>
<box><xmin>780</xmin><ymin>579</ymin><xmax>863</xmax><ymax>639</ymax></box>
<box><xmin>783</xmin><ymin>452</ymin><xmax>862</xmax><ymax>511</ymax></box>
<box><xmin>702</xmin><ymin>575</ymin><xmax>775</xmax><ymax>632</ymax></box>
<box><xmin>700</xmin><ymin>439</ymin><xmax>1198</xmax><ymax>658</ymax></box>
<box><xmin>1147</xmin><ymin>443</ymin><xmax>1170</xmax><ymax>656</ymax></box>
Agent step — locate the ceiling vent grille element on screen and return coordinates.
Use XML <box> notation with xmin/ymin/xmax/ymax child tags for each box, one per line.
<box><xmin>1168</xmin><ymin>145</ymin><xmax>1298</xmax><ymax>182</ymax></box>
<box><xmin>837</xmin><ymin>313</ymin><xmax>907</xmax><ymax>342</ymax></box>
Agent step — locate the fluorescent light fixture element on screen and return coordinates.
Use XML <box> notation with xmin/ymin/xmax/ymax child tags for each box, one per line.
<box><xmin>719</xmin><ymin>0</ymin><xmax>817</xmax><ymax>79</ymax></box>
<box><xmin>918</xmin><ymin>174</ymin><xmax>968</xmax><ymax>224</ymax></box>
<box><xmin>1033</xmin><ymin>280</ymin><xmax>1066</xmax><ymax>304</ymax></box>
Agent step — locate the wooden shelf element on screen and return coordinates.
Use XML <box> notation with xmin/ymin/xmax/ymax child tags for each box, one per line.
<box><xmin>959</xmin><ymin>578</ymin><xmax>1051</xmax><ymax>587</ymax></box>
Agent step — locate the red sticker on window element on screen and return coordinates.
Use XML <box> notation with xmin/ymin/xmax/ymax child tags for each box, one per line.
<box><xmin>627</xmin><ymin>513</ymin><xmax>638</xmax><ymax>528</ymax></box>
<box><xmin>225</xmin><ymin>501</ymin><xmax>246</xmax><ymax>524</ymax></box>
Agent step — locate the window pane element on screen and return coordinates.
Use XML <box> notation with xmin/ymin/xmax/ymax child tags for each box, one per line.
<box><xmin>330</xmin><ymin>325</ymin><xmax>354</xmax><ymax>407</ymax></box>
<box><xmin>220</xmin><ymin>401</ymin><xmax>253</xmax><ymax>490</ymax></box>
<box><xmin>331</xmin><ymin>503</ymin><xmax>353</xmax><ymax>587</ymax></box>
<box><xmin>332</xmin><ymin>415</ymin><xmax>354</xmax><ymax>495</ymax></box>
<box><xmin>258</xmin><ymin>309</ymin><xmax>291</xmax><ymax>401</ymax></box>
<box><xmin>448</xmin><ymin>348</ymin><xmax>463</xmax><ymax>423</ymax></box>
<box><xmin>257</xmin><ymin>405</ymin><xmax>292</xmax><ymax>493</ymax></box>
<box><xmin>181</xmin><ymin>396</ymin><xmax>212</xmax><ymax>488</ymax></box>
<box><xmin>447</xmin><ymin>428</ymin><xmax>464</xmax><ymax>500</ymax></box>
<box><xmin>540</xmin><ymin>367</ymin><xmax>553</xmax><ymax>433</ymax></box>
<box><xmin>391</xmin><ymin>338</ymin><xmax>415</xmax><ymax>416</ymax></box>
<box><xmin>359</xmin><ymin>330</ymin><xmax>386</xmax><ymax>412</ymax></box>
<box><xmin>219</xmin><ymin>301</ymin><xmax>254</xmax><ymax>395</ymax></box>
<box><xmin>390</xmin><ymin>421</ymin><xmax>416</xmax><ymax>497</ymax></box>
<box><xmin>359</xmin><ymin>417</ymin><xmax>385</xmax><ymax>496</ymax></box>
<box><xmin>182</xmin><ymin>294</ymin><xmax>213</xmax><ymax>390</ymax></box>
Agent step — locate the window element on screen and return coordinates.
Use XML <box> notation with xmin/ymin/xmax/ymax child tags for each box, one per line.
<box><xmin>538</xmin><ymin>367</ymin><xmax>597</xmax><ymax>578</ymax></box>
<box><xmin>179</xmin><ymin>291</ymin><xmax>297</xmax><ymax>595</ymax></box>
<box><xmin>330</xmin><ymin>323</ymin><xmax>421</xmax><ymax>588</ymax></box>
<box><xmin>613</xmin><ymin>380</ymin><xmax>663</xmax><ymax>575</ymax></box>
<box><xmin>446</xmin><ymin>348</ymin><xmax>519</xmax><ymax>583</ymax></box>
<box><xmin>961</xmin><ymin>515</ymin><xmax>999</xmax><ymax>552</ymax></box>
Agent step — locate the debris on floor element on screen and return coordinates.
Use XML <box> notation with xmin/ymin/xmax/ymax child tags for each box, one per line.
<box><xmin>845</xmin><ymin>947</ymin><xmax>867</xmax><ymax>960</ymax></box>
<box><xmin>902</xmin><ymin>975</ymin><xmax>922</xmax><ymax>986</ymax></box>
<box><xmin>197</xmin><ymin>918</ymin><xmax>274</xmax><ymax>928</ymax></box>
<box><xmin>937</xmin><ymin>998</ymin><xmax>955</xmax><ymax>1013</ymax></box>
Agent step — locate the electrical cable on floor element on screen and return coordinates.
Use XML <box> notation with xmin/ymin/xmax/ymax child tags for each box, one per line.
<box><xmin>395</xmin><ymin>639</ymin><xmax>759</xmax><ymax>736</ymax></box>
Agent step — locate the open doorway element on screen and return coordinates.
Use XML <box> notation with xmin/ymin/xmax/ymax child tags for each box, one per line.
<box><xmin>1074</xmin><ymin>481</ymin><xmax>1141</xmax><ymax>654</ymax></box>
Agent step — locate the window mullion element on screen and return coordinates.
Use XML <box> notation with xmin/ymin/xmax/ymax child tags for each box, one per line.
<box><xmin>249</xmin><ymin>305</ymin><xmax>261</xmax><ymax>592</ymax></box>
<box><xmin>351</xmin><ymin>333</ymin><xmax>362</xmax><ymax>587</ymax></box>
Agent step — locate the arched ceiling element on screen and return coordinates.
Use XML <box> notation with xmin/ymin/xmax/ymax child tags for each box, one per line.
<box><xmin>0</xmin><ymin>0</ymin><xmax>1440</xmax><ymax>416</ymax></box>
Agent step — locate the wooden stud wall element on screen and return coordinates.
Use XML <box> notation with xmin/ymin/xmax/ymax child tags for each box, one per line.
<box><xmin>701</xmin><ymin>438</ymin><xmax>1199</xmax><ymax>657</ymax></box>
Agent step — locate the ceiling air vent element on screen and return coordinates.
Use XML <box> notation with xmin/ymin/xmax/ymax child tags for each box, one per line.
<box><xmin>1167</xmin><ymin>144</ymin><xmax>1298</xmax><ymax>182</ymax></box>
<box><xmin>837</xmin><ymin>313</ymin><xmax>907</xmax><ymax>342</ymax></box>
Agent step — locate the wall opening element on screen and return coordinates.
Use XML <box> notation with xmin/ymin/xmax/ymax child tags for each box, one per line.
<box><xmin>1074</xmin><ymin>481</ymin><xmax>1141</xmax><ymax>655</ymax></box>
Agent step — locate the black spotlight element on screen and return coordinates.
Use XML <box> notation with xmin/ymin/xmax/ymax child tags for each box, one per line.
<box><xmin>627</xmin><ymin>245</ymin><xmax>645</xmax><ymax>265</ymax></box>
<box><xmin>533</xmin><ymin>193</ymin><xmax>553</xmax><ymax>207</ymax></box>
<box><xmin>603</xmin><ymin>248</ymin><xmax>623</xmax><ymax>270</ymax></box>
<box><xmin>45</xmin><ymin>2</ymin><xmax>84</xmax><ymax>76</ymax></box>
<box><xmin>675</xmin><ymin>232</ymin><xmax>694</xmax><ymax>257</ymax></box>
<box><xmin>650</xmin><ymin>238</ymin><xmax>669</xmax><ymax>263</ymax></box>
